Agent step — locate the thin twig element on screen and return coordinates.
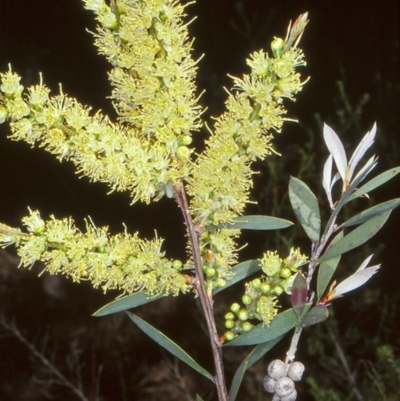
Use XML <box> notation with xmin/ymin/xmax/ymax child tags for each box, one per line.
<box><xmin>326</xmin><ymin>322</ymin><xmax>365</xmax><ymax>401</ymax></box>
<box><xmin>1</xmin><ymin>318</ymin><xmax>89</xmax><ymax>401</ymax></box>
<box><xmin>174</xmin><ymin>181</ymin><xmax>228</xmax><ymax>401</ymax></box>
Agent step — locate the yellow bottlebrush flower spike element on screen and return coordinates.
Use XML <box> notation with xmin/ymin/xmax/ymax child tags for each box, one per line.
<box><xmin>0</xmin><ymin>1</ymin><xmax>309</xmax><ymax>298</ymax></box>
<box><xmin>0</xmin><ymin>209</ymin><xmax>189</xmax><ymax>296</ymax></box>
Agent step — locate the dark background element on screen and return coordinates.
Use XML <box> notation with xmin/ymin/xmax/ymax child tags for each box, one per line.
<box><xmin>0</xmin><ymin>1</ymin><xmax>399</xmax><ymax>400</ymax></box>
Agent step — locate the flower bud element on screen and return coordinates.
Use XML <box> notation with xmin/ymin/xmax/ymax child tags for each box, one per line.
<box><xmin>287</xmin><ymin>361</ymin><xmax>305</xmax><ymax>382</ymax></box>
<box><xmin>271</xmin><ymin>37</ymin><xmax>285</xmax><ymax>57</ymax></box>
<box><xmin>230</xmin><ymin>303</ymin><xmax>241</xmax><ymax>314</ymax></box>
<box><xmin>275</xmin><ymin>376</ymin><xmax>295</xmax><ymax>397</ymax></box>
<box><xmin>267</xmin><ymin>359</ymin><xmax>286</xmax><ymax>380</ymax></box>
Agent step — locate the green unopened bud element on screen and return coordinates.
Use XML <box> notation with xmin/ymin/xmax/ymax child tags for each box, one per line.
<box><xmin>252</xmin><ymin>278</ymin><xmax>262</xmax><ymax>289</ymax></box>
<box><xmin>176</xmin><ymin>146</ymin><xmax>190</xmax><ymax>161</ymax></box>
<box><xmin>225</xmin><ymin>312</ymin><xmax>235</xmax><ymax>320</ymax></box>
<box><xmin>271</xmin><ymin>37</ymin><xmax>285</xmax><ymax>57</ymax></box>
<box><xmin>205</xmin><ymin>267</ymin><xmax>216</xmax><ymax>278</ymax></box>
<box><xmin>238</xmin><ymin>309</ymin><xmax>249</xmax><ymax>321</ymax></box>
<box><xmin>280</xmin><ymin>267</ymin><xmax>292</xmax><ymax>279</ymax></box>
<box><xmin>224</xmin><ymin>331</ymin><xmax>235</xmax><ymax>341</ymax></box>
<box><xmin>172</xmin><ymin>260</ymin><xmax>182</xmax><ymax>270</ymax></box>
<box><xmin>260</xmin><ymin>282</ymin><xmax>271</xmax><ymax>294</ymax></box>
<box><xmin>230</xmin><ymin>303</ymin><xmax>241</xmax><ymax>314</ymax></box>
<box><xmin>273</xmin><ymin>285</ymin><xmax>284</xmax><ymax>296</ymax></box>
<box><xmin>178</xmin><ymin>135</ymin><xmax>192</xmax><ymax>146</ymax></box>
<box><xmin>241</xmin><ymin>321</ymin><xmax>253</xmax><ymax>332</ymax></box>
<box><xmin>242</xmin><ymin>294</ymin><xmax>253</xmax><ymax>305</ymax></box>
<box><xmin>225</xmin><ymin>319</ymin><xmax>235</xmax><ymax>329</ymax></box>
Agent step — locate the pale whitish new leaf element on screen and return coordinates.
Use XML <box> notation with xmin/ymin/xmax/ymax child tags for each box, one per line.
<box><xmin>348</xmin><ymin>123</ymin><xmax>377</xmax><ymax>180</ymax></box>
<box><xmin>346</xmin><ymin>167</ymin><xmax>400</xmax><ymax>203</ymax></box>
<box><xmin>298</xmin><ymin>304</ymin><xmax>329</xmax><ymax>328</ymax></box>
<box><xmin>319</xmin><ymin>211</ymin><xmax>391</xmax><ymax>263</ymax></box>
<box><xmin>323</xmin><ymin>123</ymin><xmax>347</xmax><ymax>181</ymax></box>
<box><xmin>323</xmin><ymin>155</ymin><xmax>334</xmax><ymax>208</ymax></box>
<box><xmin>228</xmin><ymin>336</ymin><xmax>283</xmax><ymax>401</ymax></box>
<box><xmin>340</xmin><ymin>199</ymin><xmax>400</xmax><ymax>228</ymax></box>
<box><xmin>289</xmin><ymin>177</ymin><xmax>321</xmax><ymax>243</ymax></box>
<box><xmin>214</xmin><ymin>260</ymin><xmax>261</xmax><ymax>295</ymax></box>
<box><xmin>93</xmin><ymin>292</ymin><xmax>164</xmax><ymax>316</ymax></box>
<box><xmin>351</xmin><ymin>155</ymin><xmax>377</xmax><ymax>187</ymax></box>
<box><xmin>226</xmin><ymin>306</ymin><xmax>311</xmax><ymax>346</ymax></box>
<box><xmin>216</xmin><ymin>215</ymin><xmax>293</xmax><ymax>230</ymax></box>
<box><xmin>332</xmin><ymin>264</ymin><xmax>380</xmax><ymax>299</ymax></box>
<box><xmin>126</xmin><ymin>312</ymin><xmax>213</xmax><ymax>380</ymax></box>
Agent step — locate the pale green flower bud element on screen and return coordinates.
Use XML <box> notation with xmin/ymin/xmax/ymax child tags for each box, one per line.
<box><xmin>176</xmin><ymin>145</ymin><xmax>191</xmax><ymax>161</ymax></box>
<box><xmin>271</xmin><ymin>37</ymin><xmax>285</xmax><ymax>57</ymax></box>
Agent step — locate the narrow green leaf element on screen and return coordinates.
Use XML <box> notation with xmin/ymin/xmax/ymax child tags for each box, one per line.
<box><xmin>339</xmin><ymin>199</ymin><xmax>400</xmax><ymax>228</ymax></box>
<box><xmin>228</xmin><ymin>336</ymin><xmax>284</xmax><ymax>401</ymax></box>
<box><xmin>214</xmin><ymin>260</ymin><xmax>261</xmax><ymax>295</ymax></box>
<box><xmin>317</xmin><ymin>231</ymin><xmax>343</xmax><ymax>300</ymax></box>
<box><xmin>228</xmin><ymin>361</ymin><xmax>248</xmax><ymax>401</ymax></box>
<box><xmin>226</xmin><ymin>306</ymin><xmax>311</xmax><ymax>346</ymax></box>
<box><xmin>93</xmin><ymin>292</ymin><xmax>164</xmax><ymax>316</ymax></box>
<box><xmin>298</xmin><ymin>304</ymin><xmax>329</xmax><ymax>328</ymax></box>
<box><xmin>291</xmin><ymin>273</ymin><xmax>308</xmax><ymax>318</ymax></box>
<box><xmin>317</xmin><ymin>253</ymin><xmax>342</xmax><ymax>301</ymax></box>
<box><xmin>216</xmin><ymin>215</ymin><xmax>293</xmax><ymax>230</ymax></box>
<box><xmin>126</xmin><ymin>312</ymin><xmax>213</xmax><ymax>381</ymax></box>
<box><xmin>346</xmin><ymin>167</ymin><xmax>400</xmax><ymax>203</ymax></box>
<box><xmin>196</xmin><ymin>395</ymin><xmax>205</xmax><ymax>401</ymax></box>
<box><xmin>289</xmin><ymin>177</ymin><xmax>321</xmax><ymax>243</ymax></box>
<box><xmin>319</xmin><ymin>211</ymin><xmax>391</xmax><ymax>263</ymax></box>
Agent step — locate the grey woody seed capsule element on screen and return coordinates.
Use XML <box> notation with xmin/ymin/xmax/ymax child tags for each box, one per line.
<box><xmin>263</xmin><ymin>376</ymin><xmax>276</xmax><ymax>393</ymax></box>
<box><xmin>287</xmin><ymin>361</ymin><xmax>305</xmax><ymax>382</ymax></box>
<box><xmin>267</xmin><ymin>359</ymin><xmax>287</xmax><ymax>380</ymax></box>
<box><xmin>275</xmin><ymin>376</ymin><xmax>295</xmax><ymax>397</ymax></box>
<box><xmin>281</xmin><ymin>388</ymin><xmax>298</xmax><ymax>401</ymax></box>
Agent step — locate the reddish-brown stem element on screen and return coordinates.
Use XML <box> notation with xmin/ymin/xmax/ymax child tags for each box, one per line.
<box><xmin>174</xmin><ymin>181</ymin><xmax>228</xmax><ymax>401</ymax></box>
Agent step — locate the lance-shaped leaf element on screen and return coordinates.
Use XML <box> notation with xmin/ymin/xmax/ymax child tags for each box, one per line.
<box><xmin>126</xmin><ymin>312</ymin><xmax>213</xmax><ymax>381</ymax></box>
<box><xmin>228</xmin><ymin>336</ymin><xmax>283</xmax><ymax>401</ymax></box>
<box><xmin>215</xmin><ymin>215</ymin><xmax>293</xmax><ymax>230</ymax></box>
<box><xmin>319</xmin><ymin>210</ymin><xmax>391</xmax><ymax>263</ymax></box>
<box><xmin>339</xmin><ymin>199</ymin><xmax>400</xmax><ymax>229</ymax></box>
<box><xmin>196</xmin><ymin>395</ymin><xmax>205</xmax><ymax>401</ymax></box>
<box><xmin>291</xmin><ymin>273</ymin><xmax>308</xmax><ymax>318</ymax></box>
<box><xmin>322</xmin><ymin>154</ymin><xmax>340</xmax><ymax>209</ymax></box>
<box><xmin>348</xmin><ymin>123</ymin><xmax>376</xmax><ymax>181</ymax></box>
<box><xmin>214</xmin><ymin>260</ymin><xmax>261</xmax><ymax>295</ymax></box>
<box><xmin>289</xmin><ymin>177</ymin><xmax>321</xmax><ymax>243</ymax></box>
<box><xmin>226</xmin><ymin>305</ymin><xmax>311</xmax><ymax>346</ymax></box>
<box><xmin>324</xmin><ymin>255</ymin><xmax>380</xmax><ymax>302</ymax></box>
<box><xmin>93</xmin><ymin>292</ymin><xmax>165</xmax><ymax>316</ymax></box>
<box><xmin>346</xmin><ymin>166</ymin><xmax>400</xmax><ymax>203</ymax></box>
<box><xmin>323</xmin><ymin>124</ymin><xmax>347</xmax><ymax>182</ymax></box>
<box><xmin>317</xmin><ymin>231</ymin><xmax>343</xmax><ymax>300</ymax></box>
<box><xmin>298</xmin><ymin>304</ymin><xmax>329</xmax><ymax>328</ymax></box>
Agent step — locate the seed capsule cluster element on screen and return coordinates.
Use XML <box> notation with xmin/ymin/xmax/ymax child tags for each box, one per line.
<box><xmin>263</xmin><ymin>359</ymin><xmax>305</xmax><ymax>400</ymax></box>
